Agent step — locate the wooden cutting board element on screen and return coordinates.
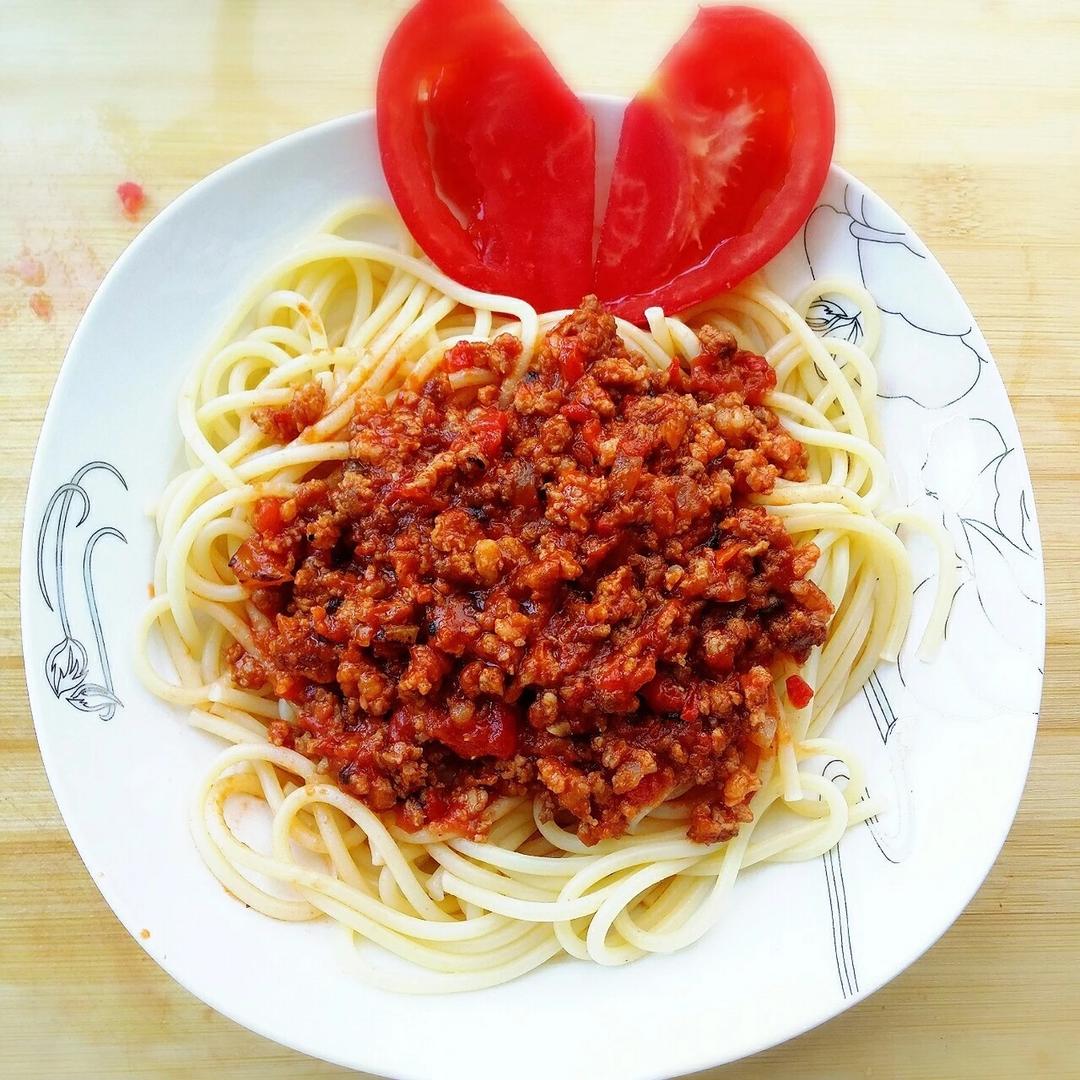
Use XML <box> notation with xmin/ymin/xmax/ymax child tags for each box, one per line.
<box><xmin>1</xmin><ymin>2</ymin><xmax>1077</xmax><ymax>1077</ymax></box>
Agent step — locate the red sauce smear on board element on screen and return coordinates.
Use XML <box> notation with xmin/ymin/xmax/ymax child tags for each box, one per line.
<box><xmin>28</xmin><ymin>291</ymin><xmax>53</xmax><ymax>320</ymax></box>
<box><xmin>8</xmin><ymin>254</ymin><xmax>46</xmax><ymax>286</ymax></box>
<box><xmin>227</xmin><ymin>298</ymin><xmax>831</xmax><ymax>844</ymax></box>
<box><xmin>116</xmin><ymin>181</ymin><xmax>146</xmax><ymax>221</ymax></box>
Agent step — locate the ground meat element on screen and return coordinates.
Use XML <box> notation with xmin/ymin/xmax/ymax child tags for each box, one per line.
<box><xmin>225</xmin><ymin>642</ymin><xmax>267</xmax><ymax>690</ymax></box>
<box><xmin>227</xmin><ymin>297</ymin><xmax>830</xmax><ymax>844</ymax></box>
<box><xmin>252</xmin><ymin>381</ymin><xmax>326</xmax><ymax>443</ymax></box>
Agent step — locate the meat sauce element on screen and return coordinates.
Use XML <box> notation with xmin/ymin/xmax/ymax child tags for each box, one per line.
<box><xmin>228</xmin><ymin>298</ymin><xmax>831</xmax><ymax>845</ymax></box>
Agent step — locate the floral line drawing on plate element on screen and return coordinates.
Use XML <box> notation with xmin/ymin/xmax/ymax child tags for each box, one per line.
<box><xmin>36</xmin><ymin>461</ymin><xmax>128</xmax><ymax>719</ymax></box>
<box><xmin>801</xmin><ymin>184</ymin><xmax>986</xmax><ymax>409</ymax></box>
<box><xmin>805</xmin><ymin>296</ymin><xmax>864</xmax><ymax>344</ymax></box>
<box><xmin>858</xmin><ymin>670</ymin><xmax>911</xmax><ymax>863</ymax></box>
<box><xmin>899</xmin><ymin>414</ymin><xmax>1043</xmax><ymax>720</ymax></box>
<box><xmin>809</xmin><ymin>406</ymin><xmax>1041</xmax><ymax>992</ymax></box>
<box><xmin>821</xmin><ymin>758</ymin><xmax>860</xmax><ymax>998</ymax></box>
<box><xmin>862</xmin><ymin>670</ymin><xmax>899</xmax><ymax>745</ymax></box>
<box><xmin>922</xmin><ymin>415</ymin><xmax>1040</xmax><ymax>611</ymax></box>
<box><xmin>803</xmin><ymin>183</ymin><xmax>926</xmax><ymax>276</ymax></box>
<box><xmin>820</xmin><ymin>667</ymin><xmax>912</xmax><ymax>996</ymax></box>
<box><xmin>799</xmin><ymin>178</ymin><xmax>1041</xmax><ymax>711</ymax></box>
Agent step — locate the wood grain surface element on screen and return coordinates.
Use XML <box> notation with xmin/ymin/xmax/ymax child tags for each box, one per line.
<box><xmin>2</xmin><ymin>1</ymin><xmax>1077</xmax><ymax>1077</ymax></box>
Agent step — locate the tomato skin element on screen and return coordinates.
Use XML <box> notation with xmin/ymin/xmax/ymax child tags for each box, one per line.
<box><xmin>468</xmin><ymin>408</ymin><xmax>509</xmax><ymax>458</ymax></box>
<box><xmin>596</xmin><ymin>6</ymin><xmax>835</xmax><ymax>322</ymax></box>
<box><xmin>641</xmin><ymin>675</ymin><xmax>690</xmax><ymax>714</ymax></box>
<box><xmin>666</xmin><ymin>356</ymin><xmax>689</xmax><ymax>392</ymax></box>
<box><xmin>251</xmin><ymin>497</ymin><xmax>285</xmax><ymax>536</ymax></box>
<box><xmin>556</xmin><ymin>338</ymin><xmax>586</xmax><ymax>385</ymax></box>
<box><xmin>581</xmin><ymin>417</ymin><xmax>602</xmax><ymax>453</ymax></box>
<box><xmin>430</xmin><ymin>701</ymin><xmax>519</xmax><ymax>760</ymax></box>
<box><xmin>376</xmin><ymin>0</ymin><xmax>595</xmax><ymax>312</ymax></box>
<box><xmin>561</xmin><ymin>399</ymin><xmax>592</xmax><ymax>424</ymax></box>
<box><xmin>444</xmin><ymin>341</ymin><xmax>486</xmax><ymax>373</ymax></box>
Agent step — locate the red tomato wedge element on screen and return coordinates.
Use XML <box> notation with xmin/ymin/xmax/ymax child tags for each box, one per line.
<box><xmin>595</xmin><ymin>7</ymin><xmax>835</xmax><ymax>322</ymax></box>
<box><xmin>376</xmin><ymin>0</ymin><xmax>595</xmax><ymax>312</ymax></box>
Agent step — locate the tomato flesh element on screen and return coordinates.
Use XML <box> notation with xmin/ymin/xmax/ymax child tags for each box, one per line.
<box><xmin>786</xmin><ymin>674</ymin><xmax>814</xmax><ymax>709</ymax></box>
<box><xmin>430</xmin><ymin>701</ymin><xmax>519</xmax><ymax>760</ymax></box>
<box><xmin>443</xmin><ymin>341</ymin><xmax>486</xmax><ymax>373</ymax></box>
<box><xmin>596</xmin><ymin>7</ymin><xmax>835</xmax><ymax>321</ymax></box>
<box><xmin>467</xmin><ymin>408</ymin><xmax>509</xmax><ymax>459</ymax></box>
<box><xmin>376</xmin><ymin>0</ymin><xmax>595</xmax><ymax>312</ymax></box>
<box><xmin>251</xmin><ymin>497</ymin><xmax>285</xmax><ymax>537</ymax></box>
<box><xmin>641</xmin><ymin>675</ymin><xmax>690</xmax><ymax>715</ymax></box>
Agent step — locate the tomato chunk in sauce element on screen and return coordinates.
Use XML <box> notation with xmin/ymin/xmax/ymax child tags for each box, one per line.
<box><xmin>228</xmin><ymin>298</ymin><xmax>830</xmax><ymax>844</ymax></box>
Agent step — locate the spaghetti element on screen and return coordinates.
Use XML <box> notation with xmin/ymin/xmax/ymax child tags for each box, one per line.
<box><xmin>138</xmin><ymin>201</ymin><xmax>951</xmax><ymax>991</ymax></box>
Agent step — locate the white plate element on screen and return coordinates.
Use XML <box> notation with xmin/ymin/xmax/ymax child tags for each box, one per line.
<box><xmin>21</xmin><ymin>99</ymin><xmax>1045</xmax><ymax>1079</ymax></box>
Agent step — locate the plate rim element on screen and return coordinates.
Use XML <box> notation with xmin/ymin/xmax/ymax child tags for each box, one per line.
<box><xmin>19</xmin><ymin>100</ymin><xmax>1046</xmax><ymax>1079</ymax></box>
